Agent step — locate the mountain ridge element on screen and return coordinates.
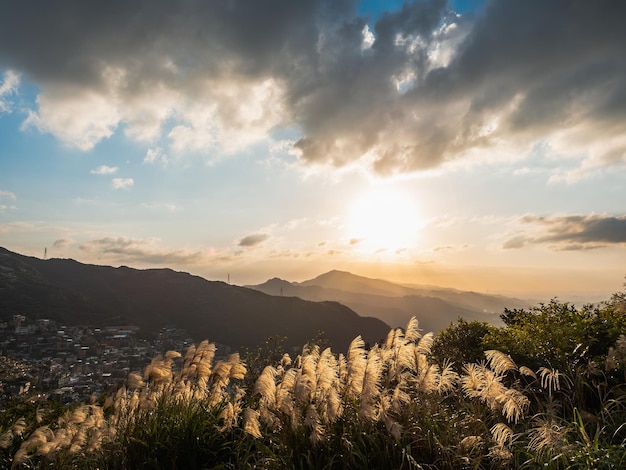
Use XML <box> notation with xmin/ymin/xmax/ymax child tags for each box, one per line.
<box><xmin>248</xmin><ymin>270</ymin><xmax>535</xmax><ymax>332</ymax></box>
<box><xmin>0</xmin><ymin>247</ymin><xmax>389</xmax><ymax>352</ymax></box>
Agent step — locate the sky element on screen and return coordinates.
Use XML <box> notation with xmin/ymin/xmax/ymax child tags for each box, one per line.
<box><xmin>1</xmin><ymin>0</ymin><xmax>625</xmax><ymax>300</ymax></box>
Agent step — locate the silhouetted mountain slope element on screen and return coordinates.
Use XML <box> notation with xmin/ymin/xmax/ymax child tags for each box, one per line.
<box><xmin>0</xmin><ymin>247</ymin><xmax>389</xmax><ymax>351</ymax></box>
<box><xmin>249</xmin><ymin>271</ymin><xmax>533</xmax><ymax>332</ymax></box>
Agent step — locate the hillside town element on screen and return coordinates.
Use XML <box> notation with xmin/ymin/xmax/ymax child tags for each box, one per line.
<box><xmin>0</xmin><ymin>315</ymin><xmax>231</xmax><ymax>404</ymax></box>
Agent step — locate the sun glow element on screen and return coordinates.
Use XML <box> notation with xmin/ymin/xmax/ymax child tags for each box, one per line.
<box><xmin>347</xmin><ymin>187</ymin><xmax>422</xmax><ymax>254</ymax></box>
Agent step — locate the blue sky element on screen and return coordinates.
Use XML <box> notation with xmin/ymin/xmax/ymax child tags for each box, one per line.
<box><xmin>1</xmin><ymin>0</ymin><xmax>625</xmax><ymax>299</ymax></box>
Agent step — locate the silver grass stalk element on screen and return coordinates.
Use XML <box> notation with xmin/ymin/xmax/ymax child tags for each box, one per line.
<box><xmin>481</xmin><ymin>370</ymin><xmax>508</xmax><ymax>409</ymax></box>
<box><xmin>304</xmin><ymin>404</ymin><xmax>324</xmax><ymax>445</ymax></box>
<box><xmin>276</xmin><ymin>369</ymin><xmax>297</xmax><ymax>415</ymax></box>
<box><xmin>380</xmin><ymin>395</ymin><xmax>402</xmax><ymax>441</ymax></box>
<box><xmin>414</xmin><ymin>354</ymin><xmax>438</xmax><ymax>393</ymax></box>
<box><xmin>218</xmin><ymin>403</ymin><xmax>236</xmax><ymax>431</ymax></box>
<box><xmin>384</xmin><ymin>328</ymin><xmax>401</xmax><ymax>350</ymax></box>
<box><xmin>415</xmin><ymin>332</ymin><xmax>434</xmax><ymax>356</ymax></box>
<box><xmin>259</xmin><ymin>406</ymin><xmax>282</xmax><ymax>432</ymax></box>
<box><xmin>488</xmin><ymin>444</ymin><xmax>513</xmax><ymax>463</ymax></box>
<box><xmin>164</xmin><ymin>350</ymin><xmax>182</xmax><ymax>360</ymax></box>
<box><xmin>35</xmin><ymin>408</ymin><xmax>44</xmax><ymax>424</ymax></box>
<box><xmin>301</xmin><ymin>352</ymin><xmax>319</xmax><ymax>389</ymax></box>
<box><xmin>459</xmin><ymin>435</ymin><xmax>483</xmax><ymax>452</ymax></box>
<box><xmin>182</xmin><ymin>344</ymin><xmax>196</xmax><ymax>371</ymax></box>
<box><xmin>491</xmin><ymin>422</ymin><xmax>513</xmax><ymax>447</ymax></box>
<box><xmin>228</xmin><ymin>353</ymin><xmax>247</xmax><ymax>380</ymax></box>
<box><xmin>500</xmin><ymin>388</ymin><xmax>529</xmax><ymax>424</ymax></box>
<box><xmin>461</xmin><ymin>363</ymin><xmax>485</xmax><ymax>397</ymax></box>
<box><xmin>528</xmin><ymin>418</ymin><xmax>566</xmax><ymax>457</ymax></box>
<box><xmin>359</xmin><ymin>347</ymin><xmax>383</xmax><ymax>421</ymax></box>
<box><xmin>404</xmin><ymin>316</ymin><xmax>421</xmax><ymax>343</ymax></box>
<box><xmin>12</xmin><ymin>417</ymin><xmax>26</xmax><ymax>436</ymax></box>
<box><xmin>242</xmin><ymin>408</ymin><xmax>263</xmax><ymax>439</ymax></box>
<box><xmin>519</xmin><ymin>366</ymin><xmax>537</xmax><ymax>379</ymax></box>
<box><xmin>0</xmin><ymin>431</ymin><xmax>13</xmax><ymax>449</ymax></box>
<box><xmin>315</xmin><ymin>348</ymin><xmax>337</xmax><ymax>397</ymax></box>
<box><xmin>391</xmin><ymin>384</ymin><xmax>411</xmax><ymax>413</ymax></box>
<box><xmin>324</xmin><ymin>387</ymin><xmax>342</xmax><ymax>424</ymax></box>
<box><xmin>126</xmin><ymin>372</ymin><xmax>144</xmax><ymax>389</ymax></box>
<box><xmin>437</xmin><ymin>361</ymin><xmax>459</xmax><ymax>394</ymax></box>
<box><xmin>255</xmin><ymin>366</ymin><xmax>278</xmax><ymax>407</ymax></box>
<box><xmin>295</xmin><ymin>355</ymin><xmax>316</xmax><ymax>403</ymax></box>
<box><xmin>281</xmin><ymin>352</ymin><xmax>292</xmax><ymax>368</ymax></box>
<box><xmin>346</xmin><ymin>336</ymin><xmax>367</xmax><ymax>398</ymax></box>
<box><xmin>68</xmin><ymin>406</ymin><xmax>88</xmax><ymax>425</ymax></box>
<box><xmin>338</xmin><ymin>353</ymin><xmax>348</xmax><ymax>383</ymax></box>
<box><xmin>12</xmin><ymin>447</ymin><xmax>28</xmax><ymax>466</ymax></box>
<box><xmin>211</xmin><ymin>360</ymin><xmax>232</xmax><ymax>386</ymax></box>
<box><xmin>36</xmin><ymin>442</ymin><xmax>53</xmax><ymax>456</ymax></box>
<box><xmin>485</xmin><ymin>350</ymin><xmax>518</xmax><ymax>375</ymax></box>
<box><xmin>538</xmin><ymin>367</ymin><xmax>570</xmax><ymax>396</ymax></box>
<box><xmin>195</xmin><ymin>358</ymin><xmax>214</xmax><ymax>381</ymax></box>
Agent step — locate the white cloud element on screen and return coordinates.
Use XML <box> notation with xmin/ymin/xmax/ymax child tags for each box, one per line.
<box><xmin>144</xmin><ymin>147</ymin><xmax>168</xmax><ymax>165</ymax></box>
<box><xmin>0</xmin><ymin>190</ymin><xmax>16</xmax><ymax>213</ymax></box>
<box><xmin>22</xmin><ymin>88</ymin><xmax>120</xmax><ymax>151</ymax></box>
<box><xmin>90</xmin><ymin>165</ymin><xmax>119</xmax><ymax>175</ymax></box>
<box><xmin>112</xmin><ymin>178</ymin><xmax>134</xmax><ymax>190</ymax></box>
<box><xmin>0</xmin><ymin>70</ymin><xmax>19</xmax><ymax>113</ymax></box>
<box><xmin>140</xmin><ymin>202</ymin><xmax>178</xmax><ymax>212</ymax></box>
<box><xmin>0</xmin><ymin>190</ymin><xmax>16</xmax><ymax>201</ymax></box>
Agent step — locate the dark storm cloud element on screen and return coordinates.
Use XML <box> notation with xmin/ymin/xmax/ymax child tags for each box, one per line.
<box><xmin>238</xmin><ymin>233</ymin><xmax>270</xmax><ymax>247</ymax></box>
<box><xmin>504</xmin><ymin>215</ymin><xmax>626</xmax><ymax>251</ymax></box>
<box><xmin>1</xmin><ymin>0</ymin><xmax>625</xmax><ymax>174</ymax></box>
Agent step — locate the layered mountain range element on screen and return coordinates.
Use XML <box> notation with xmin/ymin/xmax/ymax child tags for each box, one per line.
<box><xmin>247</xmin><ymin>270</ymin><xmax>535</xmax><ymax>333</ymax></box>
<box><xmin>0</xmin><ymin>247</ymin><xmax>388</xmax><ymax>352</ymax></box>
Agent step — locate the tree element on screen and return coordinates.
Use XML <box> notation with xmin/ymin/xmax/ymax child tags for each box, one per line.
<box><xmin>483</xmin><ymin>296</ymin><xmax>626</xmax><ymax>372</ymax></box>
<box><xmin>431</xmin><ymin>319</ymin><xmax>493</xmax><ymax>370</ymax></box>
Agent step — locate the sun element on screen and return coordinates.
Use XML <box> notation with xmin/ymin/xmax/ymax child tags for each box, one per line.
<box><xmin>347</xmin><ymin>187</ymin><xmax>422</xmax><ymax>254</ymax></box>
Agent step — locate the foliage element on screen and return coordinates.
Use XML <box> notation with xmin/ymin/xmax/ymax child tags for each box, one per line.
<box><xmin>485</xmin><ymin>298</ymin><xmax>626</xmax><ymax>372</ymax></box>
<box><xmin>3</xmin><ymin>289</ymin><xmax>626</xmax><ymax>469</ymax></box>
<box><xmin>431</xmin><ymin>319</ymin><xmax>494</xmax><ymax>371</ymax></box>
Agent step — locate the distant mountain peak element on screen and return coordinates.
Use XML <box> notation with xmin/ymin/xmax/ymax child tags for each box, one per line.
<box><xmin>299</xmin><ymin>270</ymin><xmax>410</xmax><ymax>296</ymax></box>
<box><xmin>0</xmin><ymin>247</ymin><xmax>390</xmax><ymax>352</ymax></box>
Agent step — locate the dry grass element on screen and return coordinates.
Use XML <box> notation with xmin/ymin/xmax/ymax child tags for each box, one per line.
<box><xmin>5</xmin><ymin>315</ymin><xmax>626</xmax><ymax>469</ymax></box>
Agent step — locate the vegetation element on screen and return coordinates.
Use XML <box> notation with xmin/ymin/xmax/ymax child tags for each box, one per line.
<box><xmin>2</xmin><ymin>290</ymin><xmax>626</xmax><ymax>469</ymax></box>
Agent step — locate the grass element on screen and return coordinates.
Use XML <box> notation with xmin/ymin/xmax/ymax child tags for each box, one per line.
<box><xmin>2</xmin><ymin>301</ymin><xmax>626</xmax><ymax>469</ymax></box>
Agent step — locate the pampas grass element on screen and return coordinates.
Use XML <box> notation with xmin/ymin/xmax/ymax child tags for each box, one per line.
<box><xmin>5</xmin><ymin>315</ymin><xmax>626</xmax><ymax>469</ymax></box>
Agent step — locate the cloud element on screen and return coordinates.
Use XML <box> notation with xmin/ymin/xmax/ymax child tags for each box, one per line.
<box><xmin>144</xmin><ymin>147</ymin><xmax>168</xmax><ymax>165</ymax></box>
<box><xmin>140</xmin><ymin>202</ymin><xmax>178</xmax><ymax>212</ymax></box>
<box><xmin>504</xmin><ymin>214</ymin><xmax>626</xmax><ymax>250</ymax></box>
<box><xmin>0</xmin><ymin>190</ymin><xmax>16</xmax><ymax>201</ymax></box>
<box><xmin>90</xmin><ymin>165</ymin><xmax>118</xmax><ymax>175</ymax></box>
<box><xmin>21</xmin><ymin>88</ymin><xmax>120</xmax><ymax>151</ymax></box>
<box><xmin>53</xmin><ymin>238</ymin><xmax>75</xmax><ymax>249</ymax></box>
<box><xmin>238</xmin><ymin>233</ymin><xmax>270</xmax><ymax>247</ymax></box>
<box><xmin>1</xmin><ymin>1</ymin><xmax>625</xmax><ymax>177</ymax></box>
<box><xmin>0</xmin><ymin>70</ymin><xmax>19</xmax><ymax>113</ymax></box>
<box><xmin>79</xmin><ymin>237</ymin><xmax>203</xmax><ymax>264</ymax></box>
<box><xmin>112</xmin><ymin>177</ymin><xmax>134</xmax><ymax>190</ymax></box>
<box><xmin>0</xmin><ymin>190</ymin><xmax>16</xmax><ymax>213</ymax></box>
